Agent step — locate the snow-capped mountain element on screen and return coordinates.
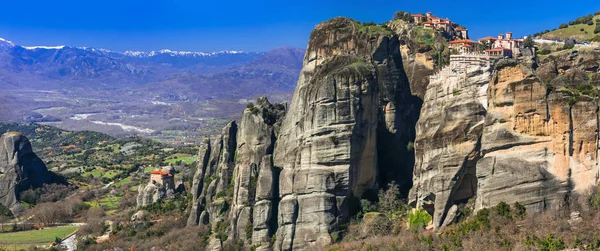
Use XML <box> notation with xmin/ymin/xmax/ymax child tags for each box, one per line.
<box><xmin>123</xmin><ymin>49</ymin><xmax>250</xmax><ymax>58</ymax></box>
<box><xmin>0</xmin><ymin>37</ymin><xmax>14</xmax><ymax>47</ymax></box>
<box><xmin>0</xmin><ymin>36</ymin><xmax>300</xmax><ymax>91</ymax></box>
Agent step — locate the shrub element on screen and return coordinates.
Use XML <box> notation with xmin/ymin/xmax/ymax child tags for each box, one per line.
<box><xmin>494</xmin><ymin>201</ymin><xmax>512</xmax><ymax>219</ymax></box>
<box><xmin>586</xmin><ymin>185</ymin><xmax>600</xmax><ymax>209</ymax></box>
<box><xmin>513</xmin><ymin>202</ymin><xmax>527</xmax><ymax>219</ymax></box>
<box><xmin>377</xmin><ymin>181</ymin><xmax>408</xmax><ymax>215</ymax></box>
<box><xmin>595</xmin><ymin>25</ymin><xmax>600</xmax><ymax>34</ymax></box>
<box><xmin>245</xmin><ymin>222</ymin><xmax>253</xmax><ymax>241</ymax></box>
<box><xmin>406</xmin><ymin>141</ymin><xmax>414</xmax><ymax>151</ymax></box>
<box><xmin>538</xmin><ymin>48</ymin><xmax>552</xmax><ymax>55</ymax></box>
<box><xmin>452</xmin><ymin>88</ymin><xmax>461</xmax><ymax>96</ymax></box>
<box><xmin>409</xmin><ymin>209</ymin><xmax>432</xmax><ymax>230</ymax></box>
<box><xmin>360</xmin><ymin>199</ymin><xmax>377</xmax><ymax>214</ymax></box>
<box><xmin>559</xmin><ymin>23</ymin><xmax>568</xmax><ymax>29</ymax></box>
<box><xmin>563</xmin><ymin>43</ymin><xmax>575</xmax><ymax>50</ymax></box>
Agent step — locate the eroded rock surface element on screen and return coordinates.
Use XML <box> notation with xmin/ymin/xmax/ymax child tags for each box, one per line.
<box><xmin>410</xmin><ymin>49</ymin><xmax>600</xmax><ymax>228</ymax></box>
<box><xmin>273</xmin><ymin>17</ymin><xmax>420</xmax><ymax>250</ymax></box>
<box><xmin>409</xmin><ymin>55</ymin><xmax>495</xmax><ymax>228</ymax></box>
<box><xmin>0</xmin><ymin>132</ymin><xmax>54</xmax><ymax>215</ymax></box>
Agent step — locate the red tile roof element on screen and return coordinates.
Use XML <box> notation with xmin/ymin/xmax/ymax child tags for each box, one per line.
<box><xmin>151</xmin><ymin>170</ymin><xmax>173</xmax><ymax>177</ymax></box>
<box><xmin>411</xmin><ymin>14</ymin><xmax>425</xmax><ymax>17</ymax></box>
<box><xmin>456</xmin><ymin>27</ymin><xmax>467</xmax><ymax>31</ymax></box>
<box><xmin>485</xmin><ymin>47</ymin><xmax>512</xmax><ymax>52</ymax></box>
<box><xmin>449</xmin><ymin>39</ymin><xmax>477</xmax><ymax>44</ymax></box>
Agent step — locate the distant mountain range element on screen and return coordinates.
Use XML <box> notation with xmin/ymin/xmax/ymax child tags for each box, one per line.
<box><xmin>0</xmin><ymin>37</ymin><xmax>305</xmax><ymax>141</ymax></box>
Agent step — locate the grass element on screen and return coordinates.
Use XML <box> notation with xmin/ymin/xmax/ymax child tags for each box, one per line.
<box><xmin>542</xmin><ymin>15</ymin><xmax>600</xmax><ymax>41</ymax></box>
<box><xmin>164</xmin><ymin>153</ymin><xmax>196</xmax><ymax>165</ymax></box>
<box><xmin>118</xmin><ymin>177</ymin><xmax>132</xmax><ymax>185</ymax></box>
<box><xmin>354</xmin><ymin>21</ymin><xmax>392</xmax><ymax>36</ymax></box>
<box><xmin>85</xmin><ymin>194</ymin><xmax>122</xmax><ymax>209</ymax></box>
<box><xmin>0</xmin><ymin>225</ymin><xmax>79</xmax><ymax>250</ymax></box>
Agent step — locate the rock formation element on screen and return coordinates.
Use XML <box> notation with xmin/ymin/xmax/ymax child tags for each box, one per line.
<box><xmin>184</xmin><ymin>14</ymin><xmax>600</xmax><ymax>250</ymax></box>
<box><xmin>0</xmin><ymin>132</ymin><xmax>54</xmax><ymax>215</ymax></box>
<box><xmin>136</xmin><ymin>166</ymin><xmax>177</xmax><ymax>208</ymax></box>
<box><xmin>186</xmin><ymin>17</ymin><xmax>424</xmax><ymax>250</ymax></box>
<box><xmin>186</xmin><ymin>98</ymin><xmax>286</xmax><ymax>250</ymax></box>
<box><xmin>229</xmin><ymin>97</ymin><xmax>285</xmax><ymax>248</ymax></box>
<box><xmin>272</xmin><ymin>17</ymin><xmax>421</xmax><ymax>250</ymax></box>
<box><xmin>410</xmin><ymin>49</ymin><xmax>600</xmax><ymax>228</ymax></box>
<box><xmin>410</xmin><ymin>55</ymin><xmax>495</xmax><ymax>228</ymax></box>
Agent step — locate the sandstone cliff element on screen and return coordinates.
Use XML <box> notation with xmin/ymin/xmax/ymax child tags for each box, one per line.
<box><xmin>410</xmin><ymin>55</ymin><xmax>495</xmax><ymax>228</ymax></box>
<box><xmin>0</xmin><ymin>132</ymin><xmax>55</xmax><ymax>215</ymax></box>
<box><xmin>272</xmin><ymin>17</ymin><xmax>421</xmax><ymax>250</ymax></box>
<box><xmin>410</xmin><ymin>49</ymin><xmax>600</xmax><ymax>228</ymax></box>
<box><xmin>186</xmin><ymin>17</ymin><xmax>424</xmax><ymax>250</ymax></box>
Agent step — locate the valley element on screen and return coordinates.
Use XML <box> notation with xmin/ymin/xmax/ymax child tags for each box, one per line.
<box><xmin>0</xmin><ymin>44</ymin><xmax>304</xmax><ymax>144</ymax></box>
<box><xmin>2</xmin><ymin>5</ymin><xmax>600</xmax><ymax>251</ymax></box>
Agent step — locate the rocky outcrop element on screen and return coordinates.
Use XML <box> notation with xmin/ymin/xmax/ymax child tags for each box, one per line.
<box><xmin>187</xmin><ymin>121</ymin><xmax>237</xmax><ymax>227</ymax></box>
<box><xmin>136</xmin><ymin>166</ymin><xmax>177</xmax><ymax>208</ymax></box>
<box><xmin>186</xmin><ymin>98</ymin><xmax>286</xmax><ymax>249</ymax></box>
<box><xmin>272</xmin><ymin>17</ymin><xmax>421</xmax><ymax>250</ymax></box>
<box><xmin>0</xmin><ymin>132</ymin><xmax>54</xmax><ymax>215</ymax></box>
<box><xmin>186</xmin><ymin>17</ymin><xmax>426</xmax><ymax>250</ymax></box>
<box><xmin>229</xmin><ymin>97</ymin><xmax>285</xmax><ymax>248</ymax></box>
<box><xmin>409</xmin><ymin>55</ymin><xmax>495</xmax><ymax>228</ymax></box>
<box><xmin>410</xmin><ymin>49</ymin><xmax>600</xmax><ymax>228</ymax></box>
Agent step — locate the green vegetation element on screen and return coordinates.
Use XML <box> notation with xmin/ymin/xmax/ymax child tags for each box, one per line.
<box><xmin>408</xmin><ymin>209</ymin><xmax>432</xmax><ymax>230</ymax></box>
<box><xmin>452</xmin><ymin>88</ymin><xmax>461</xmax><ymax>96</ymax></box>
<box><xmin>393</xmin><ymin>11</ymin><xmax>413</xmax><ymax>23</ymax></box>
<box><xmin>406</xmin><ymin>141</ymin><xmax>414</xmax><ymax>151</ymax></box>
<box><xmin>537</xmin><ymin>14</ymin><xmax>600</xmax><ymax>41</ymax></box>
<box><xmin>164</xmin><ymin>153</ymin><xmax>196</xmax><ymax>165</ymax></box>
<box><xmin>355</xmin><ymin>21</ymin><xmax>392</xmax><ymax>36</ymax></box>
<box><xmin>0</xmin><ymin>225</ymin><xmax>78</xmax><ymax>250</ymax></box>
<box><xmin>85</xmin><ymin>194</ymin><xmax>122</xmax><ymax>210</ymax></box>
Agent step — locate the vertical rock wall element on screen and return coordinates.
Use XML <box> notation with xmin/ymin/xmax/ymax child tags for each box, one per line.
<box><xmin>409</xmin><ymin>55</ymin><xmax>494</xmax><ymax>228</ymax></box>
<box><xmin>411</xmin><ymin>50</ymin><xmax>600</xmax><ymax>229</ymax></box>
<box><xmin>272</xmin><ymin>17</ymin><xmax>419</xmax><ymax>250</ymax></box>
<box><xmin>0</xmin><ymin>132</ymin><xmax>53</xmax><ymax>215</ymax></box>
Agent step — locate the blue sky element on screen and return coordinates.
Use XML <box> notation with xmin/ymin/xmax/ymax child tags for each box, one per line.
<box><xmin>0</xmin><ymin>0</ymin><xmax>598</xmax><ymax>52</ymax></box>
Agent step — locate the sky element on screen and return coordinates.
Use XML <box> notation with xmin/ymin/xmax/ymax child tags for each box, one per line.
<box><xmin>0</xmin><ymin>0</ymin><xmax>598</xmax><ymax>52</ymax></box>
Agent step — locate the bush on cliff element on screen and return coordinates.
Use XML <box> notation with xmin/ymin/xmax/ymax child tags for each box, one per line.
<box><xmin>408</xmin><ymin>209</ymin><xmax>432</xmax><ymax>230</ymax></box>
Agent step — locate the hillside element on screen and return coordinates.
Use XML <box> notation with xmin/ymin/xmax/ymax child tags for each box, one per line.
<box><xmin>0</xmin><ymin>40</ymin><xmax>304</xmax><ymax>143</ymax></box>
<box><xmin>538</xmin><ymin>12</ymin><xmax>600</xmax><ymax>41</ymax></box>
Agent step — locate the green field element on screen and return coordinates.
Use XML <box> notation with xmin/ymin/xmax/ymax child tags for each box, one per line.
<box><xmin>85</xmin><ymin>194</ymin><xmax>122</xmax><ymax>210</ymax></box>
<box><xmin>0</xmin><ymin>225</ymin><xmax>79</xmax><ymax>250</ymax></box>
<box><xmin>164</xmin><ymin>153</ymin><xmax>196</xmax><ymax>165</ymax></box>
<box><xmin>542</xmin><ymin>15</ymin><xmax>600</xmax><ymax>41</ymax></box>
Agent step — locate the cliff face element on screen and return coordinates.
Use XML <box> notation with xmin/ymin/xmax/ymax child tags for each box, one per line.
<box><xmin>186</xmin><ymin>17</ymin><xmax>423</xmax><ymax>250</ymax></box>
<box><xmin>410</xmin><ymin>49</ymin><xmax>600</xmax><ymax>228</ymax></box>
<box><xmin>273</xmin><ymin>17</ymin><xmax>420</xmax><ymax>250</ymax></box>
<box><xmin>0</xmin><ymin>132</ymin><xmax>53</xmax><ymax>215</ymax></box>
<box><xmin>184</xmin><ymin>15</ymin><xmax>600</xmax><ymax>250</ymax></box>
<box><xmin>409</xmin><ymin>55</ymin><xmax>494</xmax><ymax>228</ymax></box>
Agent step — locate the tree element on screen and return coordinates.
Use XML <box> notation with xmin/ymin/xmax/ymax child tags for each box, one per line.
<box><xmin>480</xmin><ymin>40</ymin><xmax>492</xmax><ymax>51</ymax></box>
<box><xmin>377</xmin><ymin>181</ymin><xmax>408</xmax><ymax>215</ymax></box>
<box><xmin>595</xmin><ymin>25</ymin><xmax>600</xmax><ymax>34</ymax></box>
<box><xmin>559</xmin><ymin>23</ymin><xmax>568</xmax><ymax>29</ymax></box>
<box><xmin>523</xmin><ymin>36</ymin><xmax>535</xmax><ymax>48</ymax></box>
